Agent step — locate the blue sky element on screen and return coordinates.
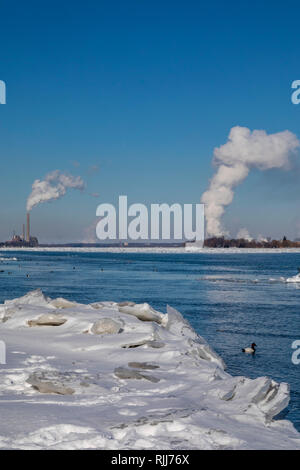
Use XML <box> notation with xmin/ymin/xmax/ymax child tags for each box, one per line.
<box><xmin>0</xmin><ymin>0</ymin><xmax>300</xmax><ymax>242</ymax></box>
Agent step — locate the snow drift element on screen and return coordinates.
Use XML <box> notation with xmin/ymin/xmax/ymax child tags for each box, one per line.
<box><xmin>0</xmin><ymin>289</ymin><xmax>299</xmax><ymax>450</ymax></box>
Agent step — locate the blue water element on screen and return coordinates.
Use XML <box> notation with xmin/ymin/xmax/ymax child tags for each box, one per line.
<box><xmin>0</xmin><ymin>251</ymin><xmax>299</xmax><ymax>431</ymax></box>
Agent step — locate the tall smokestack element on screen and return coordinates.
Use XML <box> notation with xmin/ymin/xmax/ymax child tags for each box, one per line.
<box><xmin>22</xmin><ymin>224</ymin><xmax>25</xmax><ymax>240</ymax></box>
<box><xmin>26</xmin><ymin>212</ymin><xmax>30</xmax><ymax>242</ymax></box>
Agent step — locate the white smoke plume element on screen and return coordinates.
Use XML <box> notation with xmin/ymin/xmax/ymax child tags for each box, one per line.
<box><xmin>257</xmin><ymin>234</ymin><xmax>268</xmax><ymax>243</ymax></box>
<box><xmin>201</xmin><ymin>126</ymin><xmax>300</xmax><ymax>237</ymax></box>
<box><xmin>236</xmin><ymin>228</ymin><xmax>253</xmax><ymax>241</ymax></box>
<box><xmin>27</xmin><ymin>170</ymin><xmax>85</xmax><ymax>212</ymax></box>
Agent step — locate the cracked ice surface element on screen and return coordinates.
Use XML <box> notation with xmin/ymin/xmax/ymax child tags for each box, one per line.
<box><xmin>0</xmin><ymin>289</ymin><xmax>299</xmax><ymax>450</ymax></box>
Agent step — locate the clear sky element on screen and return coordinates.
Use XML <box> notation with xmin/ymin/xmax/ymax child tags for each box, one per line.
<box><xmin>0</xmin><ymin>0</ymin><xmax>300</xmax><ymax>242</ymax></box>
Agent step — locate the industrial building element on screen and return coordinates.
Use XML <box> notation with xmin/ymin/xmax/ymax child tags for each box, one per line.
<box><xmin>0</xmin><ymin>212</ymin><xmax>38</xmax><ymax>247</ymax></box>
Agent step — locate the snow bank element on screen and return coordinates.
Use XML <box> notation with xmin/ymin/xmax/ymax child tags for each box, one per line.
<box><xmin>0</xmin><ymin>289</ymin><xmax>299</xmax><ymax>450</ymax></box>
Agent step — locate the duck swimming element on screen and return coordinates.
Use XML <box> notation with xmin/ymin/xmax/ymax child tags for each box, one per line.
<box><xmin>242</xmin><ymin>343</ymin><xmax>257</xmax><ymax>354</ymax></box>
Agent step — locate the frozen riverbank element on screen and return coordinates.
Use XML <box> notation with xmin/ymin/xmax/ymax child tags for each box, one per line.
<box><xmin>0</xmin><ymin>289</ymin><xmax>299</xmax><ymax>450</ymax></box>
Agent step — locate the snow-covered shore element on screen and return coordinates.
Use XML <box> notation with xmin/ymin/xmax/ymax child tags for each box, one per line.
<box><xmin>2</xmin><ymin>246</ymin><xmax>300</xmax><ymax>254</ymax></box>
<box><xmin>0</xmin><ymin>289</ymin><xmax>299</xmax><ymax>450</ymax></box>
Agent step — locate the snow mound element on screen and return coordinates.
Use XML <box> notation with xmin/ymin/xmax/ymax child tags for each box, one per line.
<box><xmin>4</xmin><ymin>288</ymin><xmax>50</xmax><ymax>307</ymax></box>
<box><xmin>0</xmin><ymin>289</ymin><xmax>299</xmax><ymax>450</ymax></box>
<box><xmin>91</xmin><ymin>318</ymin><xmax>123</xmax><ymax>335</ymax></box>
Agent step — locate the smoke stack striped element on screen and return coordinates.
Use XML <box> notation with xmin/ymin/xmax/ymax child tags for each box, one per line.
<box><xmin>26</xmin><ymin>212</ymin><xmax>30</xmax><ymax>242</ymax></box>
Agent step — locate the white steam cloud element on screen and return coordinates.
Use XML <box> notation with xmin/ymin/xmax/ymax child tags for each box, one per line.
<box><xmin>236</xmin><ymin>228</ymin><xmax>253</xmax><ymax>241</ymax></box>
<box><xmin>201</xmin><ymin>126</ymin><xmax>300</xmax><ymax>237</ymax></box>
<box><xmin>27</xmin><ymin>170</ymin><xmax>85</xmax><ymax>212</ymax></box>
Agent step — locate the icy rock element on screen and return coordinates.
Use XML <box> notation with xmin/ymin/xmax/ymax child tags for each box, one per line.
<box><xmin>118</xmin><ymin>301</ymin><xmax>136</xmax><ymax>307</ymax></box>
<box><xmin>91</xmin><ymin>318</ymin><xmax>122</xmax><ymax>335</ymax></box>
<box><xmin>28</xmin><ymin>314</ymin><xmax>67</xmax><ymax>327</ymax></box>
<box><xmin>257</xmin><ymin>381</ymin><xmax>290</xmax><ymax>420</ymax></box>
<box><xmin>114</xmin><ymin>367</ymin><xmax>160</xmax><ymax>383</ymax></box>
<box><xmin>27</xmin><ymin>372</ymin><xmax>75</xmax><ymax>395</ymax></box>
<box><xmin>118</xmin><ymin>303</ymin><xmax>163</xmax><ymax>323</ymax></box>
<box><xmin>49</xmin><ymin>298</ymin><xmax>76</xmax><ymax>309</ymax></box>
<box><xmin>232</xmin><ymin>376</ymin><xmax>291</xmax><ymax>420</ymax></box>
<box><xmin>4</xmin><ymin>289</ymin><xmax>50</xmax><ymax>307</ymax></box>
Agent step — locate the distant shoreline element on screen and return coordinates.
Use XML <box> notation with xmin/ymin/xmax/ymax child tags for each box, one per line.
<box><xmin>2</xmin><ymin>246</ymin><xmax>300</xmax><ymax>254</ymax></box>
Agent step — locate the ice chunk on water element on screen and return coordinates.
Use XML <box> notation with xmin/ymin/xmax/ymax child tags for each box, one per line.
<box><xmin>286</xmin><ymin>273</ymin><xmax>300</xmax><ymax>283</ymax></box>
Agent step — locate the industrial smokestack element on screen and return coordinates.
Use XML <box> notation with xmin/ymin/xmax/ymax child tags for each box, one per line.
<box><xmin>22</xmin><ymin>224</ymin><xmax>25</xmax><ymax>241</ymax></box>
<box><xmin>26</xmin><ymin>212</ymin><xmax>30</xmax><ymax>242</ymax></box>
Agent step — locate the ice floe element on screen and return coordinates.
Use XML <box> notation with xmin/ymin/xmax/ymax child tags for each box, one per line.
<box><xmin>286</xmin><ymin>273</ymin><xmax>300</xmax><ymax>283</ymax></box>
